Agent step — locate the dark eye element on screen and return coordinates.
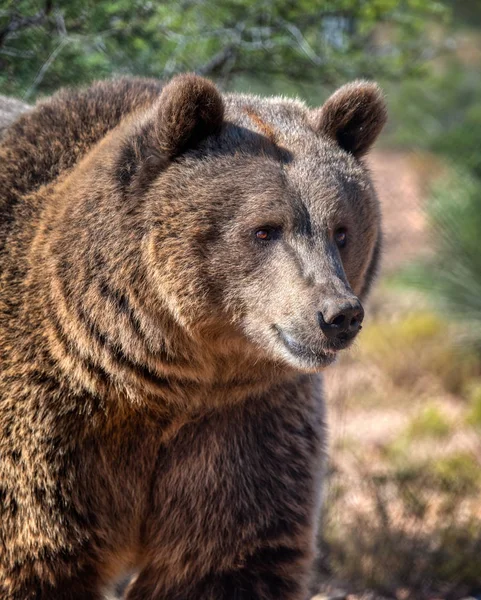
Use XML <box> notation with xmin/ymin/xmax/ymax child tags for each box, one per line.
<box><xmin>254</xmin><ymin>227</ymin><xmax>281</xmax><ymax>242</ymax></box>
<box><xmin>334</xmin><ymin>227</ymin><xmax>348</xmax><ymax>248</ymax></box>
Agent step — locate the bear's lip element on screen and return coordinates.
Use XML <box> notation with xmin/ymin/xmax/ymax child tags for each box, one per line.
<box><xmin>274</xmin><ymin>326</ymin><xmax>339</xmax><ymax>367</ymax></box>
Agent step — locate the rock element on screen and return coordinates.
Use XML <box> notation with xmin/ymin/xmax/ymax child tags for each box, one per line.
<box><xmin>0</xmin><ymin>95</ymin><xmax>30</xmax><ymax>135</ymax></box>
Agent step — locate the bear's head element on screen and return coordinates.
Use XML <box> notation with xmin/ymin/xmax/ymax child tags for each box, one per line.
<box><xmin>116</xmin><ymin>74</ymin><xmax>386</xmax><ymax>373</ymax></box>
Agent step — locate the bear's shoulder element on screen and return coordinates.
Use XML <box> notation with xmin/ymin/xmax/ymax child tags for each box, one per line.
<box><xmin>0</xmin><ymin>78</ymin><xmax>164</xmax><ymax>258</ymax></box>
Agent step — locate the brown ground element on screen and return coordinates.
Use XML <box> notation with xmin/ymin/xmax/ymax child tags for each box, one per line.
<box><xmin>367</xmin><ymin>149</ymin><xmax>439</xmax><ymax>272</ymax></box>
<box><xmin>316</xmin><ymin>151</ymin><xmax>481</xmax><ymax>600</ymax></box>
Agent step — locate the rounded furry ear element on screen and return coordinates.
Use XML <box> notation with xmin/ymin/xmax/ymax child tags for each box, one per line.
<box><xmin>155</xmin><ymin>73</ymin><xmax>224</xmax><ymax>158</ymax></box>
<box><xmin>117</xmin><ymin>74</ymin><xmax>224</xmax><ymax>194</ymax></box>
<box><xmin>312</xmin><ymin>81</ymin><xmax>387</xmax><ymax>157</ymax></box>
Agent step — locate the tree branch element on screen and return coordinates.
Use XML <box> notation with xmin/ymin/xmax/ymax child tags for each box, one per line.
<box><xmin>0</xmin><ymin>10</ymin><xmax>49</xmax><ymax>48</ymax></box>
<box><xmin>196</xmin><ymin>45</ymin><xmax>237</xmax><ymax>77</ymax></box>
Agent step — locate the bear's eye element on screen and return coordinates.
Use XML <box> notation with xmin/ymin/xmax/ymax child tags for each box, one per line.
<box><xmin>254</xmin><ymin>227</ymin><xmax>281</xmax><ymax>242</ymax></box>
<box><xmin>334</xmin><ymin>227</ymin><xmax>348</xmax><ymax>248</ymax></box>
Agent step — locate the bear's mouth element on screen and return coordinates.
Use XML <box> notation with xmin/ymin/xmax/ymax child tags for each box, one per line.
<box><xmin>274</xmin><ymin>326</ymin><xmax>339</xmax><ymax>368</ymax></box>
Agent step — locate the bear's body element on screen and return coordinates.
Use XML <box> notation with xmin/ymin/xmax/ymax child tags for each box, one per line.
<box><xmin>0</xmin><ymin>75</ymin><xmax>386</xmax><ymax>599</ymax></box>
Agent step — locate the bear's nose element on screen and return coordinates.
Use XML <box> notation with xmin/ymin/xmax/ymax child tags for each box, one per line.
<box><xmin>318</xmin><ymin>298</ymin><xmax>364</xmax><ymax>341</ymax></box>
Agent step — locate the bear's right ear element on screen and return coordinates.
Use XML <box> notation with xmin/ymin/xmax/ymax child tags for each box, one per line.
<box><xmin>311</xmin><ymin>81</ymin><xmax>387</xmax><ymax>158</ymax></box>
<box><xmin>153</xmin><ymin>73</ymin><xmax>224</xmax><ymax>159</ymax></box>
<box><xmin>119</xmin><ymin>74</ymin><xmax>224</xmax><ymax>193</ymax></box>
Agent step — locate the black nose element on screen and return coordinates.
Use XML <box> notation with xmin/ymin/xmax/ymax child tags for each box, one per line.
<box><xmin>318</xmin><ymin>298</ymin><xmax>364</xmax><ymax>341</ymax></box>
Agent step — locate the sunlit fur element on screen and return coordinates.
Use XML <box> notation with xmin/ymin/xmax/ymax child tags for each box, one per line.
<box><xmin>0</xmin><ymin>75</ymin><xmax>386</xmax><ymax>599</ymax></box>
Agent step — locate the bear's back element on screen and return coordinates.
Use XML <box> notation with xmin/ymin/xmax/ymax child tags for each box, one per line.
<box><xmin>0</xmin><ymin>78</ymin><xmax>164</xmax><ymax>259</ymax></box>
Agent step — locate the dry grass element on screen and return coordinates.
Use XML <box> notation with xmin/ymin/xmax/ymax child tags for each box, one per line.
<box><xmin>314</xmin><ymin>153</ymin><xmax>481</xmax><ymax>600</ymax></box>
<box><xmin>319</xmin><ymin>296</ymin><xmax>481</xmax><ymax>599</ymax></box>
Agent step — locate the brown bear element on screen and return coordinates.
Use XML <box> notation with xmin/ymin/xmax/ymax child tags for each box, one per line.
<box><xmin>0</xmin><ymin>74</ymin><xmax>386</xmax><ymax>599</ymax></box>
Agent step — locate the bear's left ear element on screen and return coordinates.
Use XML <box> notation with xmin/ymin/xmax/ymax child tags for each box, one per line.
<box><xmin>311</xmin><ymin>81</ymin><xmax>387</xmax><ymax>158</ymax></box>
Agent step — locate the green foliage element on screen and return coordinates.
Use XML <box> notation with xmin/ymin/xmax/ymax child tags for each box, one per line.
<box><xmin>435</xmin><ymin>100</ymin><xmax>481</xmax><ymax>179</ymax></box>
<box><xmin>387</xmin><ymin>61</ymin><xmax>481</xmax><ymax>178</ymax></box>
<box><xmin>389</xmin><ymin>19</ymin><xmax>481</xmax><ymax>349</ymax></box>
<box><xmin>404</xmin><ymin>169</ymin><xmax>481</xmax><ymax>344</ymax></box>
<box><xmin>0</xmin><ymin>0</ymin><xmax>448</xmax><ymax>100</ymax></box>
<box><xmin>407</xmin><ymin>404</ymin><xmax>451</xmax><ymax>438</ymax></box>
<box><xmin>445</xmin><ymin>0</ymin><xmax>481</xmax><ymax>28</ymax></box>
<box><xmin>465</xmin><ymin>381</ymin><xmax>481</xmax><ymax>427</ymax></box>
<box><xmin>433</xmin><ymin>451</ymin><xmax>481</xmax><ymax>495</ymax></box>
<box><xmin>386</xmin><ymin>434</ymin><xmax>480</xmax><ymax>497</ymax></box>
<box><xmin>357</xmin><ymin>310</ymin><xmax>479</xmax><ymax>394</ymax></box>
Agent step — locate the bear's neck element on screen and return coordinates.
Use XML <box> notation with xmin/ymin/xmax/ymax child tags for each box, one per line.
<box><xmin>40</xmin><ymin>257</ymin><xmax>296</xmax><ymax>412</ymax></box>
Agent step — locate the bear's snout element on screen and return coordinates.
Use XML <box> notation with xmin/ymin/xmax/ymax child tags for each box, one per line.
<box><xmin>318</xmin><ymin>297</ymin><xmax>364</xmax><ymax>344</ymax></box>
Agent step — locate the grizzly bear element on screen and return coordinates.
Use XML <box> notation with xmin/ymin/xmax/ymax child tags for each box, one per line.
<box><xmin>0</xmin><ymin>74</ymin><xmax>386</xmax><ymax>599</ymax></box>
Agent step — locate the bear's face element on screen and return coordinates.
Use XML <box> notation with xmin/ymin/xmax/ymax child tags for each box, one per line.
<box><xmin>123</xmin><ymin>76</ymin><xmax>386</xmax><ymax>372</ymax></box>
<box><xmin>206</xmin><ymin>154</ymin><xmax>378</xmax><ymax>372</ymax></box>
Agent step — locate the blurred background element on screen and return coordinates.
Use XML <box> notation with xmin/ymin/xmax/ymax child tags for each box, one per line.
<box><xmin>1</xmin><ymin>2</ymin><xmax>481</xmax><ymax>599</ymax></box>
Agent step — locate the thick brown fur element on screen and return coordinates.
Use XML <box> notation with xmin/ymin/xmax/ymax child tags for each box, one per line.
<box><xmin>0</xmin><ymin>74</ymin><xmax>386</xmax><ymax>599</ymax></box>
<box><xmin>312</xmin><ymin>81</ymin><xmax>387</xmax><ymax>158</ymax></box>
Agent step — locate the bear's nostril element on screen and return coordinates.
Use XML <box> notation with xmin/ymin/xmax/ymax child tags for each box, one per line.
<box><xmin>331</xmin><ymin>314</ymin><xmax>346</xmax><ymax>327</ymax></box>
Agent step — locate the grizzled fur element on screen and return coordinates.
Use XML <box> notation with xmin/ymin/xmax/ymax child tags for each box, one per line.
<box><xmin>0</xmin><ymin>75</ymin><xmax>386</xmax><ymax>599</ymax></box>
